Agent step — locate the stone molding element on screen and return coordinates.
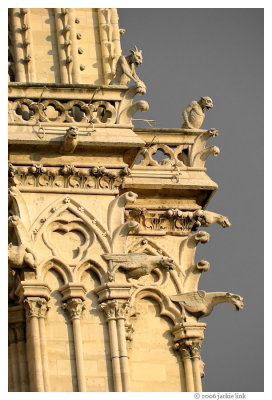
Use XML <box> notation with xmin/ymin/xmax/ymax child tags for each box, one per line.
<box><xmin>9</xmin><ymin>163</ymin><xmax>130</xmax><ymax>192</ymax></box>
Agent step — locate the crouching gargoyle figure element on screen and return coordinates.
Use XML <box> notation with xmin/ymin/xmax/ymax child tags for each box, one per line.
<box><xmin>59</xmin><ymin>126</ymin><xmax>78</xmax><ymax>154</ymax></box>
<box><xmin>110</xmin><ymin>46</ymin><xmax>146</xmax><ymax>95</ymax></box>
<box><xmin>170</xmin><ymin>291</ymin><xmax>244</xmax><ymax>322</ymax></box>
<box><xmin>182</xmin><ymin>97</ymin><xmax>213</xmax><ymax>129</ymax></box>
<box><xmin>8</xmin><ymin>243</ymin><xmax>37</xmax><ymax>272</ymax></box>
<box><xmin>106</xmin><ymin>253</ymin><xmax>174</xmax><ymax>280</ymax></box>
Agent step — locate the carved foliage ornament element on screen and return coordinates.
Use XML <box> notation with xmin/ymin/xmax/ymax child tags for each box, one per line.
<box><xmin>8</xmin><ymin>163</ymin><xmax>131</xmax><ymax>191</ymax></box>
<box><xmin>125</xmin><ymin>208</ymin><xmax>230</xmax><ymax>236</ymax></box>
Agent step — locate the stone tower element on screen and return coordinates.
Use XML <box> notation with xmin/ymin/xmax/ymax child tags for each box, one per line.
<box><xmin>8</xmin><ymin>8</ymin><xmax>243</xmax><ymax>392</ymax></box>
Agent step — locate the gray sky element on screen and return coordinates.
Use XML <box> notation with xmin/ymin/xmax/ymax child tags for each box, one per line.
<box><xmin>118</xmin><ymin>8</ymin><xmax>264</xmax><ymax>392</ymax></box>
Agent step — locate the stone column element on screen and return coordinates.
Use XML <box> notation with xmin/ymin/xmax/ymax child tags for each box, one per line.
<box><xmin>15</xmin><ymin>281</ymin><xmax>52</xmax><ymax>392</ymax></box>
<box><xmin>8</xmin><ymin>326</ymin><xmax>20</xmax><ymax>392</ymax></box>
<box><xmin>14</xmin><ymin>323</ymin><xmax>29</xmax><ymax>392</ymax></box>
<box><xmin>24</xmin><ymin>297</ymin><xmax>47</xmax><ymax>392</ymax></box>
<box><xmin>8</xmin><ymin>304</ymin><xmax>29</xmax><ymax>391</ymax></box>
<box><xmin>191</xmin><ymin>341</ymin><xmax>202</xmax><ymax>392</ymax></box>
<box><xmin>63</xmin><ymin>298</ymin><xmax>86</xmax><ymax>392</ymax></box>
<box><xmin>38</xmin><ymin>301</ymin><xmax>50</xmax><ymax>391</ymax></box>
<box><xmin>100</xmin><ymin>301</ymin><xmax>122</xmax><ymax>392</ymax></box>
<box><xmin>60</xmin><ymin>283</ymin><xmax>87</xmax><ymax>392</ymax></box>
<box><xmin>174</xmin><ymin>339</ymin><xmax>203</xmax><ymax>392</ymax></box>
<box><xmin>116</xmin><ymin>301</ymin><xmax>131</xmax><ymax>392</ymax></box>
<box><xmin>95</xmin><ymin>282</ymin><xmax>132</xmax><ymax>392</ymax></box>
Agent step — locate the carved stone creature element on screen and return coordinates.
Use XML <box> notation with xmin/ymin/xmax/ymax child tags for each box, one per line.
<box><xmin>182</xmin><ymin>97</ymin><xmax>213</xmax><ymax>129</ymax></box>
<box><xmin>112</xmin><ymin>253</ymin><xmax>174</xmax><ymax>280</ymax></box>
<box><xmin>110</xmin><ymin>46</ymin><xmax>146</xmax><ymax>95</ymax></box>
<box><xmin>8</xmin><ymin>243</ymin><xmax>37</xmax><ymax>271</ymax></box>
<box><xmin>59</xmin><ymin>126</ymin><xmax>78</xmax><ymax>154</ymax></box>
<box><xmin>193</xmin><ymin>210</ymin><xmax>231</xmax><ymax>229</ymax></box>
<box><xmin>170</xmin><ymin>291</ymin><xmax>243</xmax><ymax>321</ymax></box>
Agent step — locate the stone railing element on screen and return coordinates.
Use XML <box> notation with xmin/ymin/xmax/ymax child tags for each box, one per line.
<box><xmin>132</xmin><ymin>128</ymin><xmax>220</xmax><ymax>169</ymax></box>
<box><xmin>8</xmin><ymin>83</ymin><xmax>149</xmax><ymax>129</ymax></box>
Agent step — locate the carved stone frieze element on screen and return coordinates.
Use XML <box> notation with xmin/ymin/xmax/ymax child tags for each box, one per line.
<box><xmin>8</xmin><ymin>163</ymin><xmax>131</xmax><ymax>192</ymax></box>
<box><xmin>124</xmin><ymin>208</ymin><xmax>230</xmax><ymax>236</ymax></box>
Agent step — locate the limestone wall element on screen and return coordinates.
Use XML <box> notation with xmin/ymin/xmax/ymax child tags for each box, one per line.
<box><xmin>8</xmin><ymin>8</ymin><xmax>122</xmax><ymax>84</ymax></box>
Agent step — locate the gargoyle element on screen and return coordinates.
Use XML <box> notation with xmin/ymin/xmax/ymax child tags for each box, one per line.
<box><xmin>193</xmin><ymin>210</ymin><xmax>231</xmax><ymax>229</ymax></box>
<box><xmin>8</xmin><ymin>243</ymin><xmax>37</xmax><ymax>272</ymax></box>
<box><xmin>59</xmin><ymin>126</ymin><xmax>78</xmax><ymax>154</ymax></box>
<box><xmin>107</xmin><ymin>253</ymin><xmax>174</xmax><ymax>280</ymax></box>
<box><xmin>110</xmin><ymin>46</ymin><xmax>146</xmax><ymax>95</ymax></box>
<box><xmin>170</xmin><ymin>291</ymin><xmax>243</xmax><ymax>321</ymax></box>
<box><xmin>182</xmin><ymin>97</ymin><xmax>213</xmax><ymax>129</ymax></box>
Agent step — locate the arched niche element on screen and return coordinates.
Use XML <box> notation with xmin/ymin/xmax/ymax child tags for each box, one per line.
<box><xmin>128</xmin><ymin>291</ymin><xmax>186</xmax><ymax>392</ymax></box>
<box><xmin>79</xmin><ymin>264</ymin><xmax>113</xmax><ymax>392</ymax></box>
<box><xmin>44</xmin><ymin>267</ymin><xmax>78</xmax><ymax>392</ymax></box>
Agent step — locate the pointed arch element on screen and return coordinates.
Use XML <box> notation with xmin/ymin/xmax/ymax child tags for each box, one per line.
<box><xmin>74</xmin><ymin>259</ymin><xmax>107</xmax><ymax>284</ymax></box>
<box><xmin>130</xmin><ymin>286</ymin><xmax>182</xmax><ymax>326</ymax></box>
<box><xmin>30</xmin><ymin>195</ymin><xmax>111</xmax><ymax>253</ymax></box>
<box><xmin>39</xmin><ymin>256</ymin><xmax>73</xmax><ymax>283</ymax></box>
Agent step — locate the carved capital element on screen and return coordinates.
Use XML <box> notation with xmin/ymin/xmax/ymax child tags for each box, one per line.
<box><xmin>116</xmin><ymin>301</ymin><xmax>130</xmax><ymax>319</ymax></box>
<box><xmin>99</xmin><ymin>300</ymin><xmax>130</xmax><ymax>321</ymax></box>
<box><xmin>23</xmin><ymin>297</ymin><xmax>49</xmax><ymax>319</ymax></box>
<box><xmin>175</xmin><ymin>339</ymin><xmax>202</xmax><ymax>360</ymax></box>
<box><xmin>99</xmin><ymin>300</ymin><xmax>117</xmax><ymax>321</ymax></box>
<box><xmin>62</xmin><ymin>298</ymin><xmax>86</xmax><ymax>320</ymax></box>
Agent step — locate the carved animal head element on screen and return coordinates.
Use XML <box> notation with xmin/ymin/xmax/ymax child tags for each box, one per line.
<box><xmin>218</xmin><ymin>215</ymin><xmax>231</xmax><ymax>228</ymax></box>
<box><xmin>160</xmin><ymin>256</ymin><xmax>174</xmax><ymax>271</ymax></box>
<box><xmin>226</xmin><ymin>293</ymin><xmax>244</xmax><ymax>311</ymax></box>
<box><xmin>65</xmin><ymin>126</ymin><xmax>78</xmax><ymax>141</ymax></box>
<box><xmin>129</xmin><ymin>46</ymin><xmax>143</xmax><ymax>66</ymax></box>
<box><xmin>200</xmin><ymin>96</ymin><xmax>213</xmax><ymax>110</ymax></box>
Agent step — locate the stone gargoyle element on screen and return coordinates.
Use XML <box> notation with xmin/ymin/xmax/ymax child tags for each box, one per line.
<box><xmin>8</xmin><ymin>243</ymin><xmax>37</xmax><ymax>272</ymax></box>
<box><xmin>182</xmin><ymin>97</ymin><xmax>213</xmax><ymax>129</ymax></box>
<box><xmin>59</xmin><ymin>126</ymin><xmax>78</xmax><ymax>154</ymax></box>
<box><xmin>193</xmin><ymin>210</ymin><xmax>231</xmax><ymax>230</ymax></box>
<box><xmin>105</xmin><ymin>253</ymin><xmax>174</xmax><ymax>280</ymax></box>
<box><xmin>110</xmin><ymin>46</ymin><xmax>146</xmax><ymax>95</ymax></box>
<box><xmin>170</xmin><ymin>291</ymin><xmax>244</xmax><ymax>321</ymax></box>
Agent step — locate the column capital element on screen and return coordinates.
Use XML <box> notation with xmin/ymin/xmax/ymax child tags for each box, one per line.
<box><xmin>174</xmin><ymin>338</ymin><xmax>202</xmax><ymax>360</ymax></box>
<box><xmin>62</xmin><ymin>298</ymin><xmax>86</xmax><ymax>320</ymax></box>
<box><xmin>99</xmin><ymin>299</ymin><xmax>130</xmax><ymax>321</ymax></box>
<box><xmin>23</xmin><ymin>296</ymin><xmax>50</xmax><ymax>318</ymax></box>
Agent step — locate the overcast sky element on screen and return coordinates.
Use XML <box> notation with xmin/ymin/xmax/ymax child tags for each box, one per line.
<box><xmin>118</xmin><ymin>8</ymin><xmax>264</xmax><ymax>392</ymax></box>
